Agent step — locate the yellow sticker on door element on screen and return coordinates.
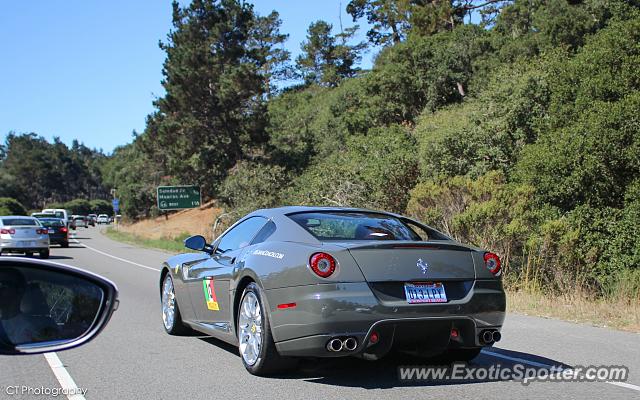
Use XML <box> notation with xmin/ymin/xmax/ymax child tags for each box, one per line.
<box><xmin>202</xmin><ymin>278</ymin><xmax>219</xmax><ymax>311</ymax></box>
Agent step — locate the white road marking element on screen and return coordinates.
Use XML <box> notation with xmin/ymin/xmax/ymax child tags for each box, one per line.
<box><xmin>483</xmin><ymin>350</ymin><xmax>640</xmax><ymax>392</ymax></box>
<box><xmin>44</xmin><ymin>352</ymin><xmax>86</xmax><ymax>400</ymax></box>
<box><xmin>606</xmin><ymin>381</ymin><xmax>640</xmax><ymax>391</ymax></box>
<box><xmin>72</xmin><ymin>238</ymin><xmax>160</xmax><ymax>272</ymax></box>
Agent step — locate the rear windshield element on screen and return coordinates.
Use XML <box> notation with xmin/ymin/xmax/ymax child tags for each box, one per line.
<box><xmin>288</xmin><ymin>212</ymin><xmax>422</xmax><ymax>241</ymax></box>
<box><xmin>2</xmin><ymin>218</ymin><xmax>39</xmax><ymax>226</ymax></box>
<box><xmin>40</xmin><ymin>219</ymin><xmax>64</xmax><ymax>227</ymax></box>
<box><xmin>33</xmin><ymin>213</ymin><xmax>53</xmax><ymax>218</ymax></box>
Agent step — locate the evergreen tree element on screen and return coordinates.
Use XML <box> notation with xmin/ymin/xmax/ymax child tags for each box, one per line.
<box><xmin>296</xmin><ymin>20</ymin><xmax>366</xmax><ymax>87</ymax></box>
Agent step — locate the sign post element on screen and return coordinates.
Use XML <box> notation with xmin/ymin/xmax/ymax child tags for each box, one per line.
<box><xmin>112</xmin><ymin>198</ymin><xmax>120</xmax><ymax>228</ymax></box>
<box><xmin>157</xmin><ymin>185</ymin><xmax>201</xmax><ymax>211</ymax></box>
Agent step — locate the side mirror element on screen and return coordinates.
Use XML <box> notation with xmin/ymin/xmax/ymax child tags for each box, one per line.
<box><xmin>0</xmin><ymin>258</ymin><xmax>118</xmax><ymax>355</ymax></box>
<box><xmin>184</xmin><ymin>235</ymin><xmax>208</xmax><ymax>252</ymax></box>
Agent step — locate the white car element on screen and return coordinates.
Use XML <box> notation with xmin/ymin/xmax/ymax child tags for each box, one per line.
<box><xmin>0</xmin><ymin>216</ymin><xmax>50</xmax><ymax>258</ymax></box>
<box><xmin>97</xmin><ymin>214</ymin><xmax>109</xmax><ymax>224</ymax></box>
<box><xmin>73</xmin><ymin>216</ymin><xmax>89</xmax><ymax>228</ymax></box>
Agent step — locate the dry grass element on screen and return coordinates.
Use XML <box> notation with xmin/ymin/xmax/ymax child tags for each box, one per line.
<box><xmin>507</xmin><ymin>290</ymin><xmax>640</xmax><ymax>333</ymax></box>
<box><xmin>117</xmin><ymin>201</ymin><xmax>222</xmax><ymax>241</ymax></box>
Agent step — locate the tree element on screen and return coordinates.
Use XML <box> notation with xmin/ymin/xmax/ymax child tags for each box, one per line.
<box><xmin>64</xmin><ymin>199</ymin><xmax>92</xmax><ymax>215</ymax></box>
<box><xmin>0</xmin><ymin>133</ymin><xmax>107</xmax><ymax>209</ymax></box>
<box><xmin>249</xmin><ymin>10</ymin><xmax>292</xmax><ymax>95</ymax></box>
<box><xmin>296</xmin><ymin>20</ymin><xmax>366</xmax><ymax>87</ymax></box>
<box><xmin>347</xmin><ymin>0</ymin><xmax>410</xmax><ymax>45</ymax></box>
<box><xmin>0</xmin><ymin>198</ymin><xmax>27</xmax><ymax>216</ymax></box>
<box><xmin>143</xmin><ymin>0</ymin><xmax>288</xmax><ymax>198</ymax></box>
<box><xmin>347</xmin><ymin>0</ymin><xmax>512</xmax><ymax>45</ymax></box>
<box><xmin>101</xmin><ymin>139</ymin><xmax>158</xmax><ymax>219</ymax></box>
<box><xmin>89</xmin><ymin>199</ymin><xmax>114</xmax><ymax>215</ymax></box>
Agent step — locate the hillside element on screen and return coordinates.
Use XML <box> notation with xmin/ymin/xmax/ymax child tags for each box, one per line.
<box><xmin>116</xmin><ymin>201</ymin><xmax>222</xmax><ymax>241</ymax></box>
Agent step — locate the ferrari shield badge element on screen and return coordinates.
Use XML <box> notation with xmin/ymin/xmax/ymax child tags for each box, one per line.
<box><xmin>202</xmin><ymin>278</ymin><xmax>219</xmax><ymax>310</ymax></box>
<box><xmin>417</xmin><ymin>258</ymin><xmax>429</xmax><ymax>274</ymax></box>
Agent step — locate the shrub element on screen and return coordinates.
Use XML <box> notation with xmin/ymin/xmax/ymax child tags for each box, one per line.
<box><xmin>286</xmin><ymin>125</ymin><xmax>418</xmax><ymax>213</ymax></box>
<box><xmin>219</xmin><ymin>161</ymin><xmax>291</xmax><ymax>215</ymax></box>
<box><xmin>0</xmin><ymin>197</ymin><xmax>28</xmax><ymax>216</ymax></box>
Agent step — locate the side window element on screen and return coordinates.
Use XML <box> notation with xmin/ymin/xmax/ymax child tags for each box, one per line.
<box><xmin>250</xmin><ymin>220</ymin><xmax>276</xmax><ymax>245</ymax></box>
<box><xmin>216</xmin><ymin>217</ymin><xmax>267</xmax><ymax>253</ymax></box>
<box><xmin>404</xmin><ymin>220</ymin><xmax>449</xmax><ymax>241</ymax></box>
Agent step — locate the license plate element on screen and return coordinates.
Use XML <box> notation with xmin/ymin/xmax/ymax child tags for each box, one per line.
<box><xmin>17</xmin><ymin>241</ymin><xmax>35</xmax><ymax>247</ymax></box>
<box><xmin>48</xmin><ymin>229</ymin><xmax>55</xmax><ymax>234</ymax></box>
<box><xmin>404</xmin><ymin>282</ymin><xmax>447</xmax><ymax>304</ymax></box>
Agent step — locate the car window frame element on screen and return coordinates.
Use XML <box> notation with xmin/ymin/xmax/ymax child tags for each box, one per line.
<box><xmin>212</xmin><ymin>216</ymin><xmax>268</xmax><ymax>255</ymax></box>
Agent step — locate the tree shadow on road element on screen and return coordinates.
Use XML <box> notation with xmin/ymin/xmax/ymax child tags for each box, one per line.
<box><xmin>196</xmin><ymin>333</ymin><xmax>573</xmax><ymax>388</ymax></box>
<box><xmin>271</xmin><ymin>348</ymin><xmax>573</xmax><ymax>388</ymax></box>
<box><xmin>198</xmin><ymin>336</ymin><xmax>239</xmax><ymax>356</ymax></box>
<box><xmin>46</xmin><ymin>255</ymin><xmax>74</xmax><ymax>260</ymax></box>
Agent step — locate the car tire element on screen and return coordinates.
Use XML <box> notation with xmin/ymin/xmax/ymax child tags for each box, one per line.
<box><xmin>61</xmin><ymin>241</ymin><xmax>69</xmax><ymax>248</ymax></box>
<box><xmin>39</xmin><ymin>250</ymin><xmax>50</xmax><ymax>259</ymax></box>
<box><xmin>238</xmin><ymin>282</ymin><xmax>296</xmax><ymax>376</ymax></box>
<box><xmin>161</xmin><ymin>274</ymin><xmax>190</xmax><ymax>335</ymax></box>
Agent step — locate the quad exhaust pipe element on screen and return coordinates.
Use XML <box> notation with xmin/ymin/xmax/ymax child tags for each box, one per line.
<box><xmin>344</xmin><ymin>337</ymin><xmax>358</xmax><ymax>351</ymax></box>
<box><xmin>327</xmin><ymin>338</ymin><xmax>343</xmax><ymax>352</ymax></box>
<box><xmin>480</xmin><ymin>329</ymin><xmax>501</xmax><ymax>344</ymax></box>
<box><xmin>326</xmin><ymin>337</ymin><xmax>358</xmax><ymax>352</ymax></box>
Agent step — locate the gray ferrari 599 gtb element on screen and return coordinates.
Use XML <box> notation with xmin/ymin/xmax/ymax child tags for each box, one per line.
<box><xmin>160</xmin><ymin>207</ymin><xmax>505</xmax><ymax>375</ymax></box>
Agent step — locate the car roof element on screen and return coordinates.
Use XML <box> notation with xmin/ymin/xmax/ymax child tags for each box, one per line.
<box><xmin>248</xmin><ymin>206</ymin><xmax>400</xmax><ymax>219</ymax></box>
<box><xmin>0</xmin><ymin>216</ymin><xmax>39</xmax><ymax>225</ymax></box>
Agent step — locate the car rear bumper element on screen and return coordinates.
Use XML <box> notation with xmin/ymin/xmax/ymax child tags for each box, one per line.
<box><xmin>48</xmin><ymin>234</ymin><xmax>68</xmax><ymax>244</ymax></box>
<box><xmin>266</xmin><ymin>280</ymin><xmax>505</xmax><ymax>358</ymax></box>
<box><xmin>0</xmin><ymin>238</ymin><xmax>49</xmax><ymax>251</ymax></box>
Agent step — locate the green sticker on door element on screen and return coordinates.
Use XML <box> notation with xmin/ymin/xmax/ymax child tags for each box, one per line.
<box><xmin>202</xmin><ymin>278</ymin><xmax>219</xmax><ymax>311</ymax></box>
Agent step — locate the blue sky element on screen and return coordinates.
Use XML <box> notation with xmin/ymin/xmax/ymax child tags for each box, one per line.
<box><xmin>0</xmin><ymin>1</ymin><xmax>375</xmax><ymax>154</ymax></box>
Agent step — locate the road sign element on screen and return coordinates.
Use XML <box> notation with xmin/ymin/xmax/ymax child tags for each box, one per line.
<box><xmin>112</xmin><ymin>198</ymin><xmax>120</xmax><ymax>212</ymax></box>
<box><xmin>157</xmin><ymin>185</ymin><xmax>201</xmax><ymax>211</ymax></box>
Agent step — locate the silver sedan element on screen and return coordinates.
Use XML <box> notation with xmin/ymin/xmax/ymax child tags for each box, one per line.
<box><xmin>0</xmin><ymin>216</ymin><xmax>50</xmax><ymax>258</ymax></box>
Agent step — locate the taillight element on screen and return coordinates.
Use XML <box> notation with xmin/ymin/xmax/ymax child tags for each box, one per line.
<box><xmin>484</xmin><ymin>252</ymin><xmax>501</xmax><ymax>276</ymax></box>
<box><xmin>60</xmin><ymin>227</ymin><xmax>68</xmax><ymax>234</ymax></box>
<box><xmin>309</xmin><ymin>252</ymin><xmax>337</xmax><ymax>278</ymax></box>
<box><xmin>1</xmin><ymin>229</ymin><xmax>15</xmax><ymax>234</ymax></box>
<box><xmin>36</xmin><ymin>228</ymin><xmax>48</xmax><ymax>235</ymax></box>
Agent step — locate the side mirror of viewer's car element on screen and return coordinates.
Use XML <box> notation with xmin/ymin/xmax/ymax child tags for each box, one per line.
<box><xmin>184</xmin><ymin>235</ymin><xmax>208</xmax><ymax>252</ymax></box>
<box><xmin>0</xmin><ymin>258</ymin><xmax>118</xmax><ymax>355</ymax></box>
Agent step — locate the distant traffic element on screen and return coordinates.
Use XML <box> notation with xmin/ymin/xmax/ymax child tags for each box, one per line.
<box><xmin>0</xmin><ymin>208</ymin><xmax>117</xmax><ymax>259</ymax></box>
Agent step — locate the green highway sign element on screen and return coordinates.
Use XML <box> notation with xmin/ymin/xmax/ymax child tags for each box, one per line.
<box><xmin>157</xmin><ymin>185</ymin><xmax>201</xmax><ymax>211</ymax></box>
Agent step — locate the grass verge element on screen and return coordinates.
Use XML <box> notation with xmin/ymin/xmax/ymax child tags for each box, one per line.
<box><xmin>103</xmin><ymin>227</ymin><xmax>188</xmax><ymax>254</ymax></box>
<box><xmin>507</xmin><ymin>290</ymin><xmax>639</xmax><ymax>333</ymax></box>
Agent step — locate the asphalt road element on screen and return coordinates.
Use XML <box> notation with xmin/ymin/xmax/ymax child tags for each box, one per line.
<box><xmin>1</xmin><ymin>227</ymin><xmax>639</xmax><ymax>399</ymax></box>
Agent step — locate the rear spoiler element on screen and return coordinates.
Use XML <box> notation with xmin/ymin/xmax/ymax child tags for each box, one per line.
<box><xmin>332</xmin><ymin>241</ymin><xmax>474</xmax><ymax>252</ymax></box>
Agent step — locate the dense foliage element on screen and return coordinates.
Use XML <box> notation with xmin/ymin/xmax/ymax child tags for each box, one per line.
<box><xmin>3</xmin><ymin>0</ymin><xmax>639</xmax><ymax>299</ymax></box>
<box><xmin>0</xmin><ymin>133</ymin><xmax>108</xmax><ymax>210</ymax></box>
